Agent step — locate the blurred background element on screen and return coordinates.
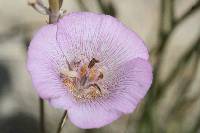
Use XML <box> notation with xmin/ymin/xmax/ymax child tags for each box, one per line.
<box><xmin>0</xmin><ymin>0</ymin><xmax>200</xmax><ymax>133</ymax></box>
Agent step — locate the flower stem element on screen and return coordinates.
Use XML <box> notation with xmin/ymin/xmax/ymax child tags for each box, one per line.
<box><xmin>48</xmin><ymin>0</ymin><xmax>61</xmax><ymax>24</ymax></box>
<box><xmin>56</xmin><ymin>111</ymin><xmax>68</xmax><ymax>133</ymax></box>
<box><xmin>39</xmin><ymin>98</ymin><xmax>45</xmax><ymax>133</ymax></box>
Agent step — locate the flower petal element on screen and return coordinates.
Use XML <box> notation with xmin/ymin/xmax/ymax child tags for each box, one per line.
<box><xmin>48</xmin><ymin>95</ymin><xmax>73</xmax><ymax>109</ymax></box>
<box><xmin>68</xmin><ymin>58</ymin><xmax>152</xmax><ymax>128</ymax></box>
<box><xmin>56</xmin><ymin>12</ymin><xmax>149</xmax><ymax>68</ymax></box>
<box><xmin>68</xmin><ymin>103</ymin><xmax>122</xmax><ymax>129</ymax></box>
<box><xmin>27</xmin><ymin>12</ymin><xmax>152</xmax><ymax>128</ymax></box>
<box><xmin>27</xmin><ymin>25</ymin><xmax>70</xmax><ymax>101</ymax></box>
<box><xmin>104</xmin><ymin>58</ymin><xmax>152</xmax><ymax>113</ymax></box>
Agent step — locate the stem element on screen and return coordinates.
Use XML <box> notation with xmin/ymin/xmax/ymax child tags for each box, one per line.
<box><xmin>48</xmin><ymin>0</ymin><xmax>61</xmax><ymax>24</ymax></box>
<box><xmin>56</xmin><ymin>111</ymin><xmax>68</xmax><ymax>133</ymax></box>
<box><xmin>39</xmin><ymin>98</ymin><xmax>45</xmax><ymax>133</ymax></box>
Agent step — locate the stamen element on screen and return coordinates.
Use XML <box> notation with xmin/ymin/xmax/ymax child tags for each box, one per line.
<box><xmin>66</xmin><ymin>59</ymin><xmax>72</xmax><ymax>70</ymax></box>
<box><xmin>60</xmin><ymin>68</ymin><xmax>78</xmax><ymax>78</ymax></box>
<box><xmin>85</xmin><ymin>85</ymin><xmax>102</xmax><ymax>99</ymax></box>
<box><xmin>88</xmin><ymin>58</ymin><xmax>99</xmax><ymax>68</ymax></box>
<box><xmin>80</xmin><ymin>75</ymin><xmax>87</xmax><ymax>86</ymax></box>
<box><xmin>73</xmin><ymin>60</ymin><xmax>81</xmax><ymax>67</ymax></box>
<box><xmin>63</xmin><ymin>78</ymin><xmax>76</xmax><ymax>92</ymax></box>
<box><xmin>88</xmin><ymin>67</ymin><xmax>97</xmax><ymax>81</ymax></box>
<box><xmin>88</xmin><ymin>83</ymin><xmax>102</xmax><ymax>93</ymax></box>
<box><xmin>80</xmin><ymin>64</ymin><xmax>87</xmax><ymax>77</ymax></box>
<box><xmin>98</xmin><ymin>72</ymin><xmax>104</xmax><ymax>80</ymax></box>
<box><xmin>60</xmin><ymin>57</ymin><xmax>107</xmax><ymax>101</ymax></box>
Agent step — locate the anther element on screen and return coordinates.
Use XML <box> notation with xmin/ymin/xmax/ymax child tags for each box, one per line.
<box><xmin>98</xmin><ymin>72</ymin><xmax>104</xmax><ymax>80</ymax></box>
<box><xmin>88</xmin><ymin>58</ymin><xmax>99</xmax><ymax>68</ymax></box>
<box><xmin>89</xmin><ymin>83</ymin><xmax>102</xmax><ymax>93</ymax></box>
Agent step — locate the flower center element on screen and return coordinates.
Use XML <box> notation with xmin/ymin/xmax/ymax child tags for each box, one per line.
<box><xmin>60</xmin><ymin>57</ymin><xmax>107</xmax><ymax>101</ymax></box>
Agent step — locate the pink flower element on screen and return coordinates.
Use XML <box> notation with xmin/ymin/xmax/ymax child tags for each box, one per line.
<box><xmin>27</xmin><ymin>12</ymin><xmax>152</xmax><ymax>129</ymax></box>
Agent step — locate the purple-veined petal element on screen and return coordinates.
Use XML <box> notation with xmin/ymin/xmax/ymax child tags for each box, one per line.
<box><xmin>48</xmin><ymin>95</ymin><xmax>73</xmax><ymax>109</ymax></box>
<box><xmin>56</xmin><ymin>12</ymin><xmax>149</xmax><ymax>68</ymax></box>
<box><xmin>27</xmin><ymin>12</ymin><xmax>153</xmax><ymax>129</ymax></box>
<box><xmin>104</xmin><ymin>58</ymin><xmax>152</xmax><ymax>113</ymax></box>
<box><xmin>67</xmin><ymin>58</ymin><xmax>152</xmax><ymax>128</ymax></box>
<box><xmin>68</xmin><ymin>103</ymin><xmax>122</xmax><ymax>129</ymax></box>
<box><xmin>27</xmin><ymin>25</ymin><xmax>72</xmax><ymax>103</ymax></box>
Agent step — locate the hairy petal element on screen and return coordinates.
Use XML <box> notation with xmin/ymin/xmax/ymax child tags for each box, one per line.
<box><xmin>67</xmin><ymin>58</ymin><xmax>152</xmax><ymax>128</ymax></box>
<box><xmin>48</xmin><ymin>95</ymin><xmax>73</xmax><ymax>109</ymax></box>
<box><xmin>56</xmin><ymin>12</ymin><xmax>149</xmax><ymax>67</ymax></box>
<box><xmin>68</xmin><ymin>103</ymin><xmax>122</xmax><ymax>129</ymax></box>
<box><xmin>27</xmin><ymin>25</ymin><xmax>73</xmax><ymax>108</ymax></box>
<box><xmin>104</xmin><ymin>58</ymin><xmax>153</xmax><ymax>113</ymax></box>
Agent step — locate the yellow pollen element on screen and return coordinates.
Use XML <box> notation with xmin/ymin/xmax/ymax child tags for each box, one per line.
<box><xmin>63</xmin><ymin>79</ymin><xmax>76</xmax><ymax>92</ymax></box>
<box><xmin>88</xmin><ymin>58</ymin><xmax>99</xmax><ymax>68</ymax></box>
<box><xmin>85</xmin><ymin>86</ymin><xmax>101</xmax><ymax>99</ymax></box>
<box><xmin>89</xmin><ymin>67</ymin><xmax>97</xmax><ymax>81</ymax></box>
<box><xmin>98</xmin><ymin>72</ymin><xmax>104</xmax><ymax>80</ymax></box>
<box><xmin>61</xmin><ymin>58</ymin><xmax>107</xmax><ymax>101</ymax></box>
<box><xmin>80</xmin><ymin>64</ymin><xmax>87</xmax><ymax>77</ymax></box>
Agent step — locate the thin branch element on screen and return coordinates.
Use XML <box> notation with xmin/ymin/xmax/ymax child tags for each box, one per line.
<box><xmin>56</xmin><ymin>111</ymin><xmax>67</xmax><ymax>133</ymax></box>
<box><xmin>29</xmin><ymin>0</ymin><xmax>63</xmax><ymax>24</ymax></box>
<box><xmin>174</xmin><ymin>0</ymin><xmax>200</xmax><ymax>26</ymax></box>
<box><xmin>28</xmin><ymin>0</ymin><xmax>50</xmax><ymax>15</ymax></box>
<box><xmin>39</xmin><ymin>98</ymin><xmax>45</xmax><ymax>133</ymax></box>
<box><xmin>49</xmin><ymin>0</ymin><xmax>60</xmax><ymax>12</ymax></box>
<box><xmin>48</xmin><ymin>0</ymin><xmax>62</xmax><ymax>23</ymax></box>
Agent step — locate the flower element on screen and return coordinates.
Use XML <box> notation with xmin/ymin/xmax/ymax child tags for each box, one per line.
<box><xmin>27</xmin><ymin>12</ymin><xmax>152</xmax><ymax>129</ymax></box>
